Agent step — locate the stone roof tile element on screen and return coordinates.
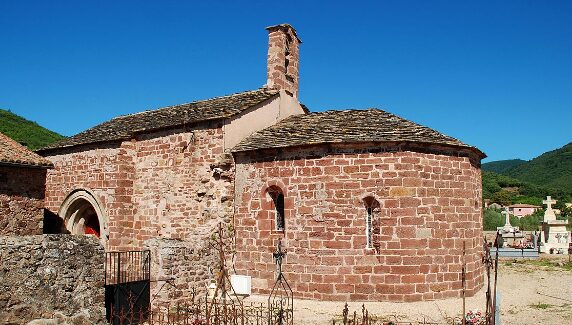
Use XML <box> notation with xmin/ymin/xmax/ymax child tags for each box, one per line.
<box><xmin>39</xmin><ymin>88</ymin><xmax>280</xmax><ymax>151</ymax></box>
<box><xmin>0</xmin><ymin>132</ymin><xmax>53</xmax><ymax>167</ymax></box>
<box><xmin>232</xmin><ymin>108</ymin><xmax>485</xmax><ymax>157</ymax></box>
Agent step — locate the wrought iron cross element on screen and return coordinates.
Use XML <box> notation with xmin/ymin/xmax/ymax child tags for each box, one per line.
<box><xmin>273</xmin><ymin>239</ymin><xmax>286</xmax><ymax>277</ymax></box>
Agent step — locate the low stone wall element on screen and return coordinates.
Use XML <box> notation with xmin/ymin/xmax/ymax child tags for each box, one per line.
<box><xmin>144</xmin><ymin>235</ymin><xmax>222</xmax><ymax>304</ymax></box>
<box><xmin>0</xmin><ymin>234</ymin><xmax>105</xmax><ymax>324</ymax></box>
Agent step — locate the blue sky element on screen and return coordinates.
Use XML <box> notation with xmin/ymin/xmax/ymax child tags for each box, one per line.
<box><xmin>1</xmin><ymin>0</ymin><xmax>571</xmax><ymax>162</ymax></box>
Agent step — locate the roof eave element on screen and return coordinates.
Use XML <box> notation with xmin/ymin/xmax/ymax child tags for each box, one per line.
<box><xmin>0</xmin><ymin>161</ymin><xmax>53</xmax><ymax>169</ymax></box>
<box><xmin>232</xmin><ymin>139</ymin><xmax>487</xmax><ymax>162</ymax></box>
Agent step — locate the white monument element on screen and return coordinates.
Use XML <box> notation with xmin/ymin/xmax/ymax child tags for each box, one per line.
<box><xmin>539</xmin><ymin>196</ymin><xmax>570</xmax><ymax>254</ymax></box>
<box><xmin>502</xmin><ymin>207</ymin><xmax>514</xmax><ymax>230</ymax></box>
<box><xmin>497</xmin><ymin>207</ymin><xmax>523</xmax><ymax>247</ymax></box>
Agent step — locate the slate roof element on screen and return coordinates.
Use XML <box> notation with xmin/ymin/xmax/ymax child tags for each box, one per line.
<box><xmin>39</xmin><ymin>88</ymin><xmax>280</xmax><ymax>151</ymax></box>
<box><xmin>0</xmin><ymin>132</ymin><xmax>53</xmax><ymax>168</ymax></box>
<box><xmin>232</xmin><ymin>108</ymin><xmax>485</xmax><ymax>157</ymax></box>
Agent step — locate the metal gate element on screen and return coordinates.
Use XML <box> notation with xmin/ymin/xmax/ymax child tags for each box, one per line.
<box><xmin>105</xmin><ymin>250</ymin><xmax>151</xmax><ymax>325</ymax></box>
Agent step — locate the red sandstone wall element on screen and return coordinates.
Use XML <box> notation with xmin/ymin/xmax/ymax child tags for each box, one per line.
<box><xmin>0</xmin><ymin>166</ymin><xmax>47</xmax><ymax>235</ymax></box>
<box><xmin>132</xmin><ymin>124</ymin><xmax>233</xmax><ymax>243</ymax></box>
<box><xmin>43</xmin><ymin>122</ymin><xmax>234</xmax><ymax>301</ymax></box>
<box><xmin>233</xmin><ymin>145</ymin><xmax>484</xmax><ymax>302</ymax></box>
<box><xmin>131</xmin><ymin>124</ymin><xmax>234</xmax><ymax>300</ymax></box>
<box><xmin>44</xmin><ymin>142</ymin><xmax>135</xmax><ymax>250</ymax></box>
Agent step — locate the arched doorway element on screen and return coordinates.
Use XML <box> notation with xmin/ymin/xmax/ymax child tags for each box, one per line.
<box><xmin>59</xmin><ymin>189</ymin><xmax>107</xmax><ymax>244</ymax></box>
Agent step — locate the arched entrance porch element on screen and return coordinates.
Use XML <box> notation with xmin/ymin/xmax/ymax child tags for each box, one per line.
<box><xmin>59</xmin><ymin>189</ymin><xmax>108</xmax><ymax>245</ymax></box>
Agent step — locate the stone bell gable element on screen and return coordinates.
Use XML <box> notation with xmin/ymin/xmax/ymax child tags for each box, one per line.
<box><xmin>266</xmin><ymin>24</ymin><xmax>302</xmax><ymax>98</ymax></box>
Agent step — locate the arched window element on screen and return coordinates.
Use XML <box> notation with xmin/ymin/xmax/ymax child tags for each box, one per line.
<box><xmin>363</xmin><ymin>196</ymin><xmax>380</xmax><ymax>250</ymax></box>
<box><xmin>267</xmin><ymin>186</ymin><xmax>285</xmax><ymax>231</ymax></box>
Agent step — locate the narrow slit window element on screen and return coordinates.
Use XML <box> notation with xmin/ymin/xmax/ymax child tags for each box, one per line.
<box><xmin>275</xmin><ymin>193</ymin><xmax>285</xmax><ymax>231</ymax></box>
<box><xmin>284</xmin><ymin>35</ymin><xmax>292</xmax><ymax>77</ymax></box>
<box><xmin>268</xmin><ymin>186</ymin><xmax>285</xmax><ymax>232</ymax></box>
<box><xmin>366</xmin><ymin>207</ymin><xmax>373</xmax><ymax>249</ymax></box>
<box><xmin>363</xmin><ymin>196</ymin><xmax>380</xmax><ymax>250</ymax></box>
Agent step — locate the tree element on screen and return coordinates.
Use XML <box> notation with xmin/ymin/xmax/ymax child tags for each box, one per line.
<box><xmin>518</xmin><ymin>210</ymin><xmax>543</xmax><ymax>231</ymax></box>
<box><xmin>491</xmin><ymin>190</ymin><xmax>515</xmax><ymax>207</ymax></box>
<box><xmin>483</xmin><ymin>209</ymin><xmax>504</xmax><ymax>231</ymax></box>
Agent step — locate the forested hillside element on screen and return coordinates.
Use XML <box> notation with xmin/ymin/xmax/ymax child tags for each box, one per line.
<box><xmin>482</xmin><ymin>159</ymin><xmax>526</xmax><ymax>174</ymax></box>
<box><xmin>0</xmin><ymin>109</ymin><xmax>64</xmax><ymax>150</ymax></box>
<box><xmin>482</xmin><ymin>143</ymin><xmax>572</xmax><ymax>231</ymax></box>
<box><xmin>482</xmin><ymin>143</ymin><xmax>572</xmax><ymax>205</ymax></box>
<box><xmin>505</xmin><ymin>143</ymin><xmax>572</xmax><ymax>193</ymax></box>
<box><xmin>482</xmin><ymin>171</ymin><xmax>569</xmax><ymax>206</ymax></box>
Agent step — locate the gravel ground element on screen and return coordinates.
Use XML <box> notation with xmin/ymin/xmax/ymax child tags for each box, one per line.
<box><xmin>243</xmin><ymin>255</ymin><xmax>572</xmax><ymax>324</ymax></box>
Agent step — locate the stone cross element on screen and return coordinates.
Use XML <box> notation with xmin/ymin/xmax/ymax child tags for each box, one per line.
<box><xmin>503</xmin><ymin>207</ymin><xmax>512</xmax><ymax>228</ymax></box>
<box><xmin>543</xmin><ymin>196</ymin><xmax>557</xmax><ymax>222</ymax></box>
<box><xmin>543</xmin><ymin>196</ymin><xmax>556</xmax><ymax>210</ymax></box>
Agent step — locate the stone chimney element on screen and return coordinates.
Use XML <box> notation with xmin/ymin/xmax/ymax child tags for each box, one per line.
<box><xmin>266</xmin><ymin>24</ymin><xmax>301</xmax><ymax>98</ymax></box>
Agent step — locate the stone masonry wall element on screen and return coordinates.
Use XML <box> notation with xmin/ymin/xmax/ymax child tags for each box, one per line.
<box><xmin>0</xmin><ymin>165</ymin><xmax>47</xmax><ymax>235</ymax></box>
<box><xmin>44</xmin><ymin>142</ymin><xmax>135</xmax><ymax>250</ymax></box>
<box><xmin>131</xmin><ymin>123</ymin><xmax>234</xmax><ymax>301</ymax></box>
<box><xmin>233</xmin><ymin>143</ymin><xmax>484</xmax><ymax>302</ymax></box>
<box><xmin>131</xmin><ymin>123</ymin><xmax>233</xmax><ymax>245</ymax></box>
<box><xmin>0</xmin><ymin>234</ymin><xmax>105</xmax><ymax>324</ymax></box>
<box><xmin>43</xmin><ymin>122</ymin><xmax>234</xmax><ymax>302</ymax></box>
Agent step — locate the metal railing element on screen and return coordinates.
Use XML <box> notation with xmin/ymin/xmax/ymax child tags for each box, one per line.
<box><xmin>105</xmin><ymin>250</ymin><xmax>151</xmax><ymax>285</ymax></box>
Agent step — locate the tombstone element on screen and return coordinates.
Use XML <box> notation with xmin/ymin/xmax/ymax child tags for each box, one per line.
<box><xmin>539</xmin><ymin>196</ymin><xmax>571</xmax><ymax>254</ymax></box>
<box><xmin>497</xmin><ymin>208</ymin><xmax>522</xmax><ymax>247</ymax></box>
<box><xmin>542</xmin><ymin>196</ymin><xmax>557</xmax><ymax>222</ymax></box>
<box><xmin>503</xmin><ymin>207</ymin><xmax>512</xmax><ymax>229</ymax></box>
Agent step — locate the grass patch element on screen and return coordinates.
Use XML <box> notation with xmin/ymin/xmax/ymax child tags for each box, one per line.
<box><xmin>503</xmin><ymin>258</ymin><xmax>572</xmax><ymax>271</ymax></box>
<box><xmin>529</xmin><ymin>303</ymin><xmax>553</xmax><ymax>310</ymax></box>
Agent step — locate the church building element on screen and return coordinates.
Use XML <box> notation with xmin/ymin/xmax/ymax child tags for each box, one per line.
<box><xmin>39</xmin><ymin>24</ymin><xmax>486</xmax><ymax>302</ymax></box>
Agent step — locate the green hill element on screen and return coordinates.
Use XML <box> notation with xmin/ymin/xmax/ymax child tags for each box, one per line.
<box><xmin>481</xmin><ymin>170</ymin><xmax>566</xmax><ymax>206</ymax></box>
<box><xmin>482</xmin><ymin>142</ymin><xmax>572</xmax><ymax>207</ymax></box>
<box><xmin>482</xmin><ymin>159</ymin><xmax>526</xmax><ymax>174</ymax></box>
<box><xmin>505</xmin><ymin>143</ymin><xmax>572</xmax><ymax>194</ymax></box>
<box><xmin>0</xmin><ymin>108</ymin><xmax>65</xmax><ymax>150</ymax></box>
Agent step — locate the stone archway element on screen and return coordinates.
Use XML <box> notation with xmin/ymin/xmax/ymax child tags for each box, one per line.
<box><xmin>59</xmin><ymin>189</ymin><xmax>108</xmax><ymax>245</ymax></box>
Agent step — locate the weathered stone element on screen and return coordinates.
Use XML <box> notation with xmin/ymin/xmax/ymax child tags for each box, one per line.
<box><xmin>0</xmin><ymin>235</ymin><xmax>105</xmax><ymax>324</ymax></box>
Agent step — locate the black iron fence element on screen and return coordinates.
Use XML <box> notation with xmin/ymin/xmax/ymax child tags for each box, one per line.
<box><xmin>332</xmin><ymin>303</ymin><xmax>446</xmax><ymax>325</ymax></box>
<box><xmin>105</xmin><ymin>250</ymin><xmax>151</xmax><ymax>285</ymax></box>
<box><xmin>105</xmin><ymin>250</ymin><xmax>151</xmax><ymax>325</ymax></box>
<box><xmin>146</xmin><ymin>293</ymin><xmax>269</xmax><ymax>325</ymax></box>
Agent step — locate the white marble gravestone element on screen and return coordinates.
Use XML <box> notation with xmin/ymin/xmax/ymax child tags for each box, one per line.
<box><xmin>497</xmin><ymin>207</ymin><xmax>523</xmax><ymax>247</ymax></box>
<box><xmin>539</xmin><ymin>196</ymin><xmax>570</xmax><ymax>254</ymax></box>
